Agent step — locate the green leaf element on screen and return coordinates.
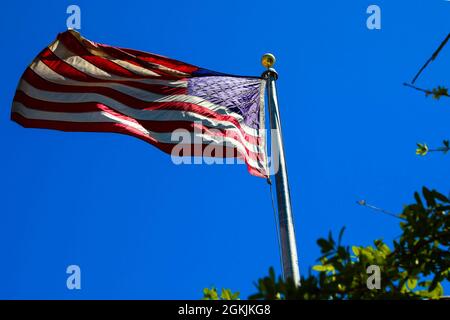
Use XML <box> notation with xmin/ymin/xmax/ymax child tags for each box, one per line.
<box><xmin>338</xmin><ymin>227</ymin><xmax>346</xmax><ymax>246</ymax></box>
<box><xmin>312</xmin><ymin>265</ymin><xmax>327</xmax><ymax>272</ymax></box>
<box><xmin>202</xmin><ymin>287</ymin><xmax>219</xmax><ymax>300</ymax></box>
<box><xmin>417</xmin><ymin>283</ymin><xmax>444</xmax><ymax>299</ymax></box>
<box><xmin>431</xmin><ymin>190</ymin><xmax>449</xmax><ymax>203</ymax></box>
<box><xmin>221</xmin><ymin>289</ymin><xmax>232</xmax><ymax>300</ymax></box>
<box><xmin>416</xmin><ymin>143</ymin><xmax>428</xmax><ymax>156</ymax></box>
<box><xmin>317</xmin><ymin>238</ymin><xmax>334</xmax><ymax>253</ymax></box>
<box><xmin>414</xmin><ymin>192</ymin><xmax>424</xmax><ymax>209</ymax></box>
<box><xmin>407</xmin><ymin>278</ymin><xmax>417</xmax><ymax>290</ymax></box>
<box><xmin>231</xmin><ymin>292</ymin><xmax>240</xmax><ymax>300</ymax></box>
<box><xmin>423</xmin><ymin>187</ymin><xmax>436</xmax><ymax>207</ymax></box>
<box><xmin>313</xmin><ymin>264</ymin><xmax>335</xmax><ymax>273</ymax></box>
<box><xmin>352</xmin><ymin>246</ymin><xmax>361</xmax><ymax>257</ymax></box>
<box><xmin>379</xmin><ymin>243</ymin><xmax>391</xmax><ymax>255</ymax></box>
<box><xmin>431</xmin><ymin>86</ymin><xmax>448</xmax><ymax>100</ymax></box>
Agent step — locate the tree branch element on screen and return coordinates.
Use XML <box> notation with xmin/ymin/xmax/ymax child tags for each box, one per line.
<box><xmin>411</xmin><ymin>33</ymin><xmax>450</xmax><ymax>84</ymax></box>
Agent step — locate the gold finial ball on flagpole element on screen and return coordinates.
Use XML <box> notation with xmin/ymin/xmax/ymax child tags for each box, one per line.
<box><xmin>261</xmin><ymin>53</ymin><xmax>276</xmax><ymax>68</ymax></box>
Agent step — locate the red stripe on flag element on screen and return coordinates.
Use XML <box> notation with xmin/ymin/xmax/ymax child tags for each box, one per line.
<box><xmin>120</xmin><ymin>47</ymin><xmax>199</xmax><ymax>75</ymax></box>
<box><xmin>11</xmin><ymin>112</ymin><xmax>251</xmax><ymax>160</ymax></box>
<box><xmin>58</xmin><ymin>31</ymin><xmax>178</xmax><ymax>79</ymax></box>
<box><xmin>24</xmin><ymin>67</ymin><xmax>186</xmax><ymax>96</ymax></box>
<box><xmin>38</xmin><ymin>49</ymin><xmax>188</xmax><ymax>93</ymax></box>
<box><xmin>17</xmin><ymin>72</ymin><xmax>261</xmax><ymax>144</ymax></box>
<box><xmin>15</xmin><ymin>88</ymin><xmax>261</xmax><ymax>148</ymax></box>
<box><xmin>13</xmin><ymin>95</ymin><xmax>264</xmax><ymax>162</ymax></box>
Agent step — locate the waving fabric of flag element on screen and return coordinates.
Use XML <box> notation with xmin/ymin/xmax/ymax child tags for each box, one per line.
<box><xmin>11</xmin><ymin>30</ymin><xmax>268</xmax><ymax>178</ymax></box>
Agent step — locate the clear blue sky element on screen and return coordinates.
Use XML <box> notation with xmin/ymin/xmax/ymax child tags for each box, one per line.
<box><xmin>0</xmin><ymin>0</ymin><xmax>449</xmax><ymax>299</ymax></box>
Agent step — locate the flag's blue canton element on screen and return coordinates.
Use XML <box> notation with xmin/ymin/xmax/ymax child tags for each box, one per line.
<box><xmin>187</xmin><ymin>76</ymin><xmax>263</xmax><ymax>129</ymax></box>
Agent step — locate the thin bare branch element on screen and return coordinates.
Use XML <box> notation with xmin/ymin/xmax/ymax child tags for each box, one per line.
<box><xmin>403</xmin><ymin>82</ymin><xmax>449</xmax><ymax>98</ymax></box>
<box><xmin>356</xmin><ymin>200</ymin><xmax>405</xmax><ymax>220</ymax></box>
<box><xmin>411</xmin><ymin>33</ymin><xmax>450</xmax><ymax>84</ymax></box>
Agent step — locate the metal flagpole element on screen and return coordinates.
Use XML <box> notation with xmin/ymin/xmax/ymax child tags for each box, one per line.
<box><xmin>261</xmin><ymin>53</ymin><xmax>301</xmax><ymax>286</ymax></box>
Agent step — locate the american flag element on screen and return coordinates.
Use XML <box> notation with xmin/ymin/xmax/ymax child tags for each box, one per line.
<box><xmin>11</xmin><ymin>30</ymin><xmax>268</xmax><ymax>178</ymax></box>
